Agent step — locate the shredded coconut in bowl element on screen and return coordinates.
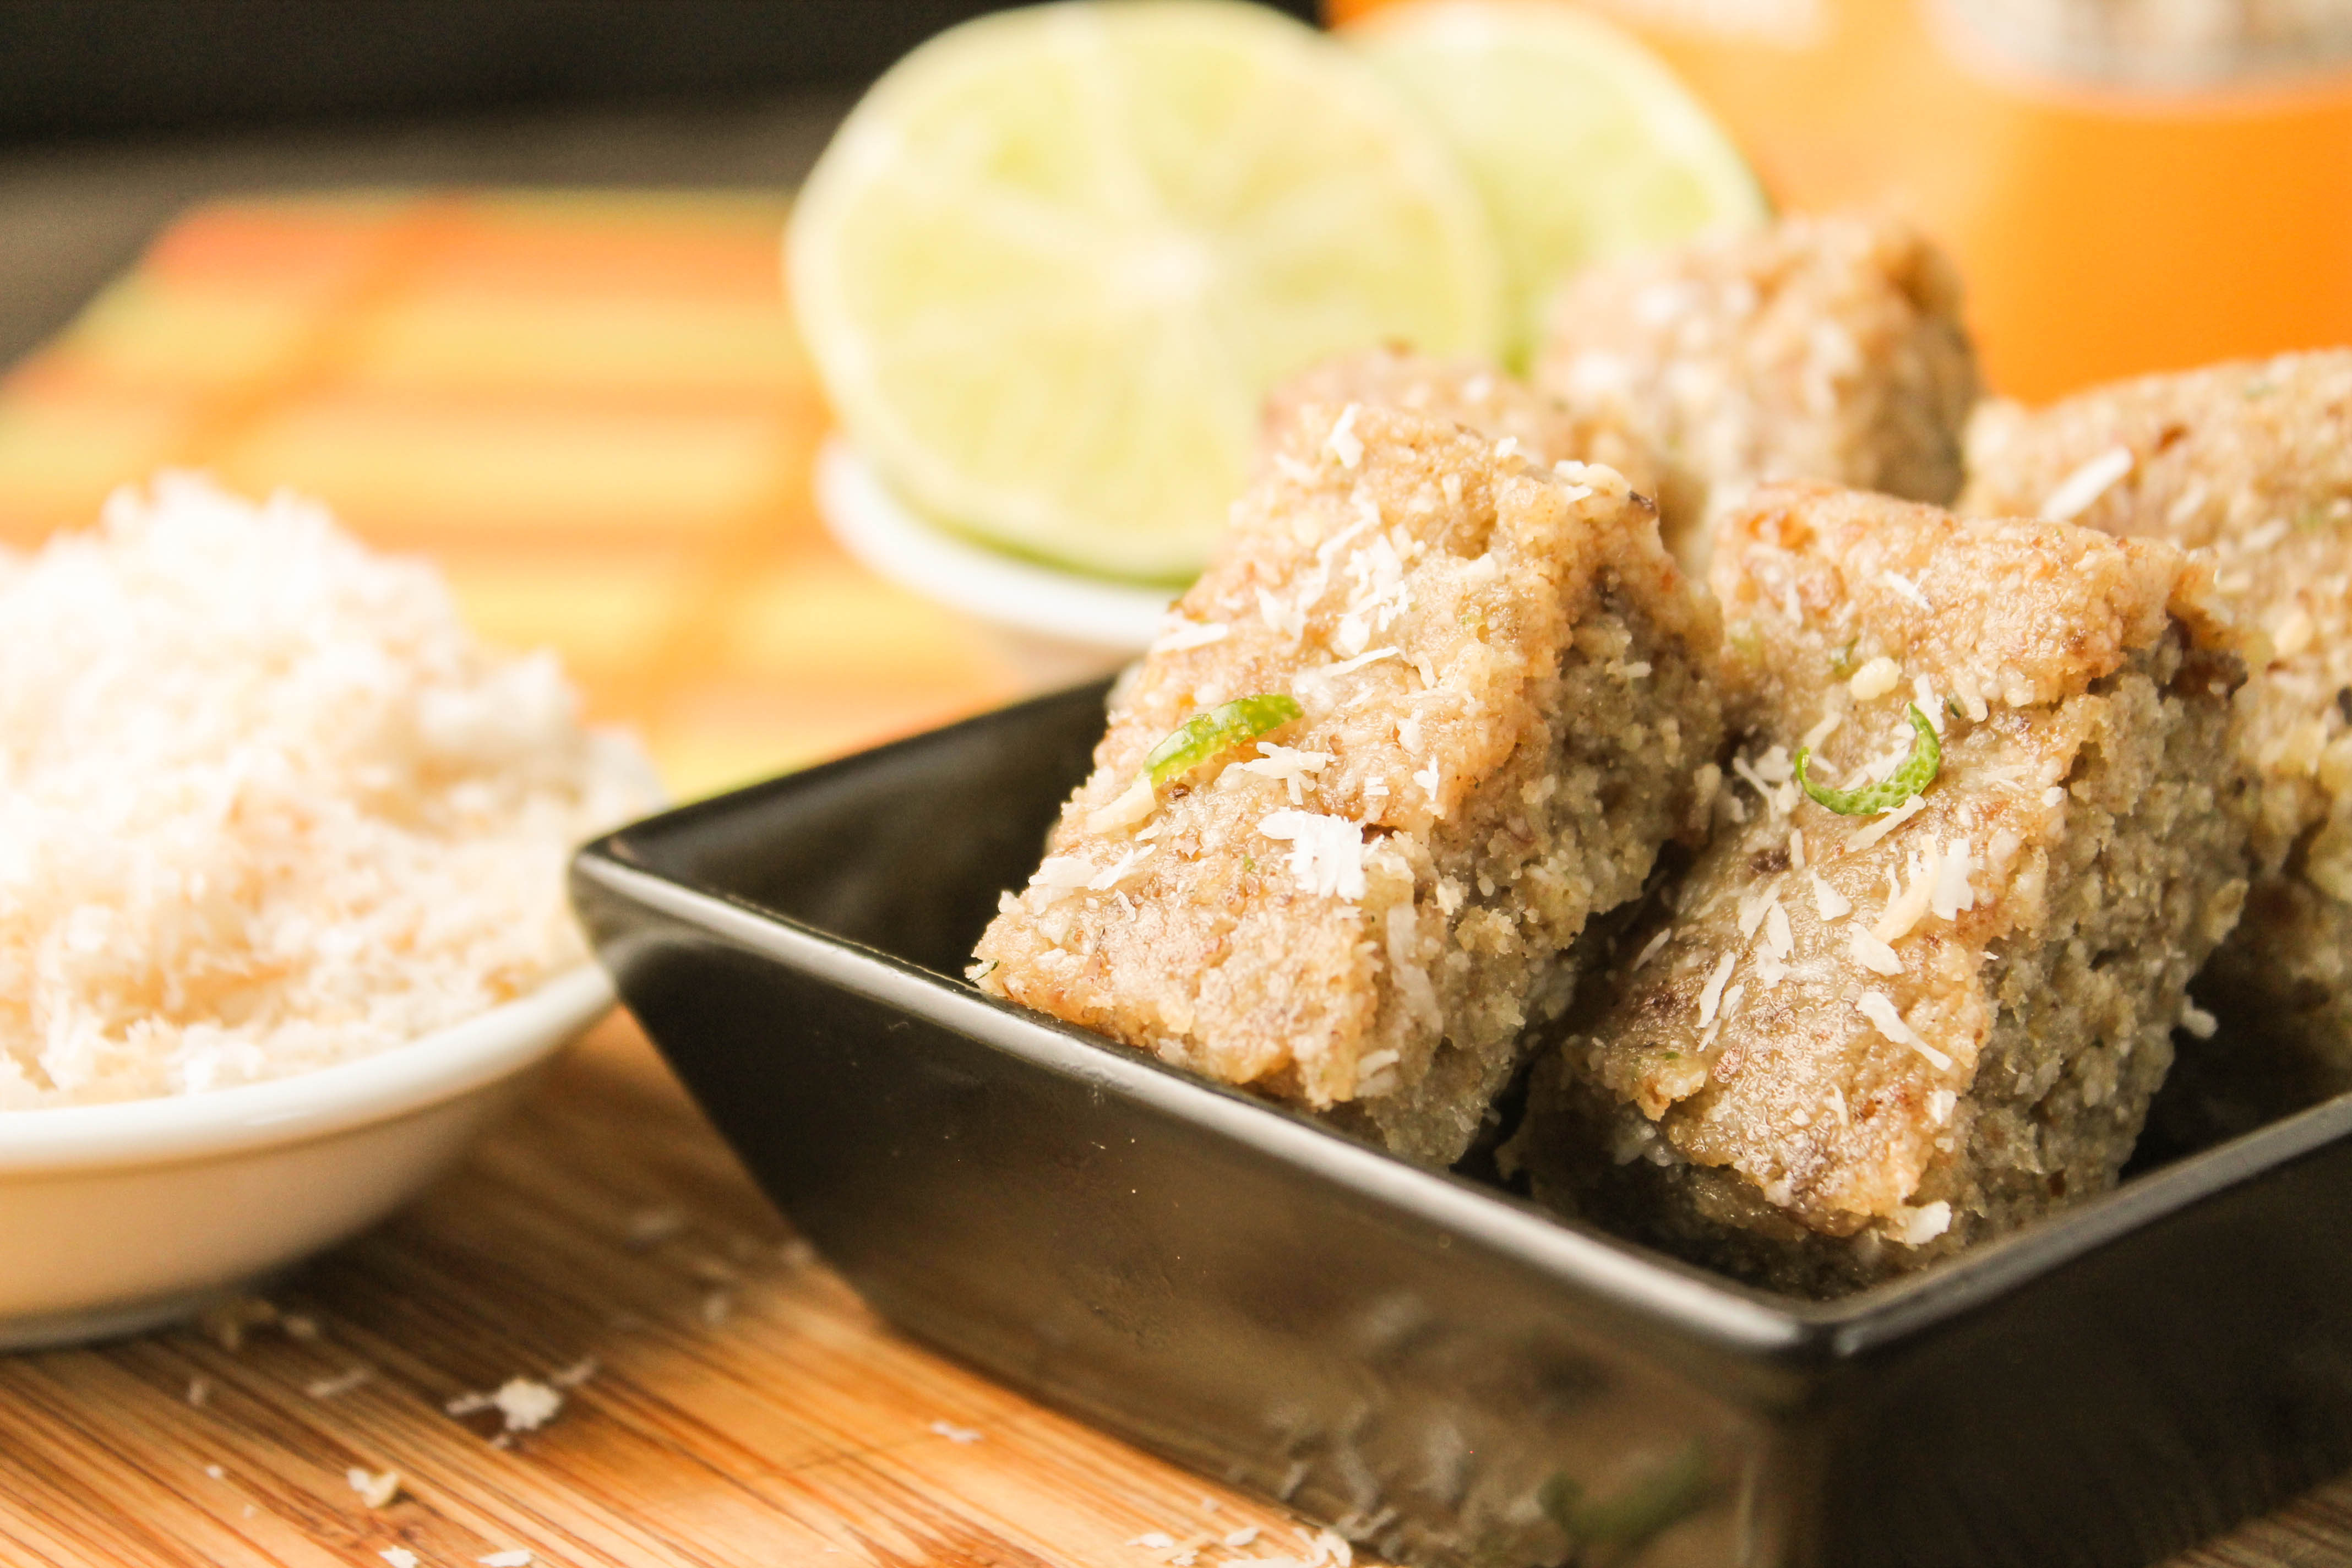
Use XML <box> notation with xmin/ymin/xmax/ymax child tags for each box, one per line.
<box><xmin>0</xmin><ymin>472</ymin><xmax>662</xmax><ymax>1108</ymax></box>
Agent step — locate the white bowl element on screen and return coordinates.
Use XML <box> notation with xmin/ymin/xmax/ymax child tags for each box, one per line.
<box><xmin>0</xmin><ymin>966</ymin><xmax>614</xmax><ymax>1350</ymax></box>
<box><xmin>813</xmin><ymin>437</ymin><xmax>1173</xmax><ymax>687</ymax></box>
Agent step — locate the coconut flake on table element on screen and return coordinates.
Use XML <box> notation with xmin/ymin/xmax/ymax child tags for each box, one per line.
<box><xmin>447</xmin><ymin>1375</ymin><xmax>565</xmax><ymax>1433</ymax></box>
<box><xmin>0</xmin><ymin>473</ymin><xmax>661</xmax><ymax>1108</ymax></box>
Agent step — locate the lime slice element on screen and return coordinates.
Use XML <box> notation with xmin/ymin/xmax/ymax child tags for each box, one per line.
<box><xmin>1343</xmin><ymin>0</ymin><xmax>1767</xmax><ymax>368</ymax></box>
<box><xmin>788</xmin><ymin>0</ymin><xmax>1498</xmax><ymax>582</ymax></box>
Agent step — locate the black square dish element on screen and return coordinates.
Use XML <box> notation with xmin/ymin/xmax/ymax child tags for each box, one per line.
<box><xmin>571</xmin><ymin>682</ymin><xmax>2352</xmax><ymax>1568</ymax></box>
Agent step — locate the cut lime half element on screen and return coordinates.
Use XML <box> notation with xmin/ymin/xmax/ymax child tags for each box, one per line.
<box><xmin>788</xmin><ymin>0</ymin><xmax>1499</xmax><ymax>581</ymax></box>
<box><xmin>1344</xmin><ymin>0</ymin><xmax>1767</xmax><ymax>368</ymax></box>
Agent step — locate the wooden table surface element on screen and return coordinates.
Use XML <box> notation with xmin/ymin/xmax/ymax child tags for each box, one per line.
<box><xmin>0</xmin><ymin>1010</ymin><xmax>2346</xmax><ymax>1568</ymax></box>
<box><xmin>0</xmin><ymin>1015</ymin><xmax>1327</xmax><ymax>1568</ymax></box>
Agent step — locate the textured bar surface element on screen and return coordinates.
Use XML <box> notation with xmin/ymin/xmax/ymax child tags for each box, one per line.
<box><xmin>1964</xmin><ymin>352</ymin><xmax>2352</xmax><ymax>1128</ymax></box>
<box><xmin>976</xmin><ymin>403</ymin><xmax>1721</xmax><ymax>1166</ymax></box>
<box><xmin>1513</xmin><ymin>483</ymin><xmax>2250</xmax><ymax>1293</ymax></box>
<box><xmin>1537</xmin><ymin>211</ymin><xmax>1979</xmax><ymax>575</ymax></box>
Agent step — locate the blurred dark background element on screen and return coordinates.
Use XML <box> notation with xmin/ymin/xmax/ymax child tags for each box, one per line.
<box><xmin>0</xmin><ymin>1</ymin><xmax>1162</xmax><ymax>144</ymax></box>
<box><xmin>0</xmin><ymin>0</ymin><xmax>1317</xmax><ymax>360</ymax></box>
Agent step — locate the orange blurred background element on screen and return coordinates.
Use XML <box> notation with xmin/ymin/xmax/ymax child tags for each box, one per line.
<box><xmin>1330</xmin><ymin>0</ymin><xmax>2352</xmax><ymax>402</ymax></box>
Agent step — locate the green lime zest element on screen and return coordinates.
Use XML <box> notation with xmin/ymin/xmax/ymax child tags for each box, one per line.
<box><xmin>1142</xmin><ymin>693</ymin><xmax>1302</xmax><ymax>788</ymax></box>
<box><xmin>1796</xmin><ymin>703</ymin><xmax>1941</xmax><ymax>816</ymax></box>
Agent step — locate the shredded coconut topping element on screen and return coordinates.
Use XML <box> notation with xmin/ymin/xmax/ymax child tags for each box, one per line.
<box><xmin>2240</xmin><ymin>517</ymin><xmax>2291</xmax><ymax>553</ymax></box>
<box><xmin>1912</xmin><ymin>677</ymin><xmax>1947</xmax><ymax>734</ymax></box>
<box><xmin>1237</xmin><ymin>743</ymin><xmax>1332</xmax><ymax>804</ymax></box>
<box><xmin>2275</xmin><ymin>606</ymin><xmax>2317</xmax><ymax>660</ymax></box>
<box><xmin>1086</xmin><ymin>775</ymin><xmax>1157</xmax><ymax>835</ymax></box>
<box><xmin>1326</xmin><ymin>404</ymin><xmax>1363</xmax><ymax>469</ymax></box>
<box><xmin>1848</xmin><ymin>656</ymin><xmax>1902</xmax><ymax>700</ymax></box>
<box><xmin>1892</xmin><ymin>1200</ymin><xmax>1953</xmax><ymax>1245</ymax></box>
<box><xmin>1848</xmin><ymin>925</ymin><xmax>1904</xmax><ymax>976</ymax></box>
<box><xmin>1732</xmin><ymin>755</ymin><xmax>1789</xmax><ymax>816</ymax></box>
<box><xmin>1149</xmin><ymin>618</ymin><xmax>1229</xmax><ymax>655</ymax></box>
<box><xmin>1930</xmin><ymin>837</ymin><xmax>1977</xmax><ymax>919</ymax></box>
<box><xmin>1858</xmin><ymin>992</ymin><xmax>1952</xmax><ymax>1069</ymax></box>
<box><xmin>1696</xmin><ymin>951</ymin><xmax>1738</xmax><ymax>1027</ymax></box>
<box><xmin>2040</xmin><ymin>444</ymin><xmax>2134</xmax><ymax>520</ymax></box>
<box><xmin>1844</xmin><ymin>795</ymin><xmax>1928</xmax><ymax>853</ymax></box>
<box><xmin>1335</xmin><ymin>533</ymin><xmax>1411</xmax><ymax>656</ymax></box>
<box><xmin>1309</xmin><ymin>645</ymin><xmax>1401</xmax><ymax>682</ymax></box>
<box><xmin>1028</xmin><ymin>856</ymin><xmax>1095</xmax><ymax>895</ymax></box>
<box><xmin>1258</xmin><ymin>810</ymin><xmax>1366</xmax><ymax>901</ymax></box>
<box><xmin>1086</xmin><ymin>844</ymin><xmax>1154</xmax><ymax>891</ymax></box>
<box><xmin>1738</xmin><ymin>875</ymin><xmax>1786</xmax><ymax>939</ymax></box>
<box><xmin>1872</xmin><ymin>857</ymin><xmax>1937</xmax><ymax>943</ymax></box>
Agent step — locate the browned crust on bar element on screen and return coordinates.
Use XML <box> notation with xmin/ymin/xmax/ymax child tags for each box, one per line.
<box><xmin>1510</xmin><ymin>483</ymin><xmax>2251</xmax><ymax>1293</ymax></box>
<box><xmin>973</xmin><ymin>403</ymin><xmax>1722</xmax><ymax>1166</ymax></box>
<box><xmin>1962</xmin><ymin>352</ymin><xmax>2352</xmax><ymax>1118</ymax></box>
<box><xmin>1262</xmin><ymin>346</ymin><xmax>1662</xmax><ymax>503</ymax></box>
<box><xmin>1534</xmin><ymin>211</ymin><xmax>1979</xmax><ymax>575</ymax></box>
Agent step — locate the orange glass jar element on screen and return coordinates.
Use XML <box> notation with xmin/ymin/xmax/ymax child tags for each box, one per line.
<box><xmin>1327</xmin><ymin>0</ymin><xmax>2352</xmax><ymax>401</ymax></box>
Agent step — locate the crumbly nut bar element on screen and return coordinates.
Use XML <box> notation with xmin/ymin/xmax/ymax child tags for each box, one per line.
<box><xmin>973</xmin><ymin>403</ymin><xmax>1722</xmax><ymax>1167</ymax></box>
<box><xmin>1262</xmin><ymin>346</ymin><xmax>1662</xmax><ymax>503</ymax></box>
<box><xmin>1510</xmin><ymin>483</ymin><xmax>2250</xmax><ymax>1293</ymax></box>
<box><xmin>1534</xmin><ymin>211</ymin><xmax>1979</xmax><ymax>575</ymax></box>
<box><xmin>1963</xmin><ymin>352</ymin><xmax>2352</xmax><ymax>1119</ymax></box>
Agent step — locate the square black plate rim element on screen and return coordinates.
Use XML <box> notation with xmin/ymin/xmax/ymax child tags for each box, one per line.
<box><xmin>584</xmin><ymin>727</ymin><xmax>2352</xmax><ymax>1368</ymax></box>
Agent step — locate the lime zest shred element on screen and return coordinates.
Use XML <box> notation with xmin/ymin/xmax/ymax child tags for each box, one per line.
<box><xmin>1796</xmin><ymin>703</ymin><xmax>1941</xmax><ymax>816</ymax></box>
<box><xmin>1142</xmin><ymin>693</ymin><xmax>1302</xmax><ymax>789</ymax></box>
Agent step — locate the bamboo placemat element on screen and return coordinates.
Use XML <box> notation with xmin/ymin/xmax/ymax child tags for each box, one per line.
<box><xmin>0</xmin><ymin>190</ymin><xmax>1025</xmax><ymax>802</ymax></box>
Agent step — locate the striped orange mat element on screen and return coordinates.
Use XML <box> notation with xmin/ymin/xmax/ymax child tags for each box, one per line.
<box><xmin>0</xmin><ymin>190</ymin><xmax>1026</xmax><ymax>801</ymax></box>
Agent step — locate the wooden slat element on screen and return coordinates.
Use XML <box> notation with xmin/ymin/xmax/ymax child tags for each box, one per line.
<box><xmin>4</xmin><ymin>1013</ymin><xmax>2348</xmax><ymax>1567</ymax></box>
<box><xmin>0</xmin><ymin>1018</ymin><xmax>1319</xmax><ymax>1568</ymax></box>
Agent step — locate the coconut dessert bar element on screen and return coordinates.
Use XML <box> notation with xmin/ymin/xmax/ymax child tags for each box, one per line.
<box><xmin>1262</xmin><ymin>346</ymin><xmax>1662</xmax><ymax>503</ymax></box>
<box><xmin>972</xmin><ymin>402</ymin><xmax>1723</xmax><ymax>1167</ymax></box>
<box><xmin>1962</xmin><ymin>352</ymin><xmax>2352</xmax><ymax>1124</ymax></box>
<box><xmin>1534</xmin><ymin>211</ymin><xmax>1979</xmax><ymax>575</ymax></box>
<box><xmin>1510</xmin><ymin>483</ymin><xmax>2250</xmax><ymax>1293</ymax></box>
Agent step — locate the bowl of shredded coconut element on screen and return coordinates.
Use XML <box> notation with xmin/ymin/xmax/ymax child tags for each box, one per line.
<box><xmin>0</xmin><ymin>473</ymin><xmax>661</xmax><ymax>1347</ymax></box>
